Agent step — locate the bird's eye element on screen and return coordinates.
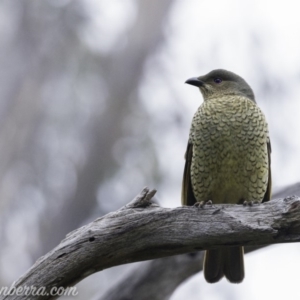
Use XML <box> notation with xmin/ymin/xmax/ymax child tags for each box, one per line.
<box><xmin>213</xmin><ymin>78</ymin><xmax>222</xmax><ymax>84</ymax></box>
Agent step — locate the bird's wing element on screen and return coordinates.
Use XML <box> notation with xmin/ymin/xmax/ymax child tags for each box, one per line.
<box><xmin>262</xmin><ymin>140</ymin><xmax>272</xmax><ymax>202</ymax></box>
<box><xmin>181</xmin><ymin>142</ymin><xmax>197</xmax><ymax>206</ymax></box>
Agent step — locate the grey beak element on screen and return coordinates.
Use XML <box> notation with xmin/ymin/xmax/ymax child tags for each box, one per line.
<box><xmin>185</xmin><ymin>77</ymin><xmax>204</xmax><ymax>87</ymax></box>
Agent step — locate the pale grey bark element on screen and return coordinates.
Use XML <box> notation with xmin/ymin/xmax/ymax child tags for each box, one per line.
<box><xmin>2</xmin><ymin>184</ymin><xmax>300</xmax><ymax>300</ymax></box>
<box><xmin>98</xmin><ymin>183</ymin><xmax>300</xmax><ymax>300</ymax></box>
<box><xmin>97</xmin><ymin>182</ymin><xmax>300</xmax><ymax>300</ymax></box>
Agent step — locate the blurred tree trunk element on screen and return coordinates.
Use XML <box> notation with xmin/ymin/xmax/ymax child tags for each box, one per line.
<box><xmin>0</xmin><ymin>0</ymin><xmax>174</xmax><ymax>286</ymax></box>
<box><xmin>45</xmin><ymin>0</ymin><xmax>174</xmax><ymax>254</ymax></box>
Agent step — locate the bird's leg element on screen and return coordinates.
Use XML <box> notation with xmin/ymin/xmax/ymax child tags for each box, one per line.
<box><xmin>194</xmin><ymin>200</ymin><xmax>213</xmax><ymax>208</ymax></box>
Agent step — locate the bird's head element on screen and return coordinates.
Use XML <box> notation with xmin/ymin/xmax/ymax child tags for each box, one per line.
<box><xmin>185</xmin><ymin>69</ymin><xmax>255</xmax><ymax>102</ymax></box>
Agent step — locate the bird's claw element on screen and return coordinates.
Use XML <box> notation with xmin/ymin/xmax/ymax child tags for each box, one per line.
<box><xmin>243</xmin><ymin>200</ymin><xmax>260</xmax><ymax>206</ymax></box>
<box><xmin>194</xmin><ymin>200</ymin><xmax>213</xmax><ymax>208</ymax></box>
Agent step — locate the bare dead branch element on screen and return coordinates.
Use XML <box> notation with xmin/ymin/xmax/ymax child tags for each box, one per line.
<box><xmin>96</xmin><ymin>183</ymin><xmax>300</xmax><ymax>300</ymax></box>
<box><xmin>2</xmin><ymin>186</ymin><xmax>300</xmax><ymax>299</ymax></box>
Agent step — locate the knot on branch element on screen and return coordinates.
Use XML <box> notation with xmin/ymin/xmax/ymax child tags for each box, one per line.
<box><xmin>283</xmin><ymin>196</ymin><xmax>300</xmax><ymax>214</ymax></box>
<box><xmin>272</xmin><ymin>196</ymin><xmax>300</xmax><ymax>238</ymax></box>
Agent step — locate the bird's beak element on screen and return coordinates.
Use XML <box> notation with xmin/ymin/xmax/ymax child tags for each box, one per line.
<box><xmin>185</xmin><ymin>77</ymin><xmax>204</xmax><ymax>87</ymax></box>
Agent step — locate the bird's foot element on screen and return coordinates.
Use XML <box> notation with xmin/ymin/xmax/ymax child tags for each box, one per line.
<box><xmin>194</xmin><ymin>200</ymin><xmax>212</xmax><ymax>208</ymax></box>
<box><xmin>243</xmin><ymin>200</ymin><xmax>260</xmax><ymax>206</ymax></box>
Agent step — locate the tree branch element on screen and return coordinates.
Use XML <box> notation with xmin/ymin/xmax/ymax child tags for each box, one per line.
<box><xmin>2</xmin><ymin>187</ymin><xmax>300</xmax><ymax>299</ymax></box>
<box><xmin>96</xmin><ymin>183</ymin><xmax>300</xmax><ymax>300</ymax></box>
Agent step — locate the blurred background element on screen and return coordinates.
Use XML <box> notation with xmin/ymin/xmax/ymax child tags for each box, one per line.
<box><xmin>0</xmin><ymin>0</ymin><xmax>300</xmax><ymax>299</ymax></box>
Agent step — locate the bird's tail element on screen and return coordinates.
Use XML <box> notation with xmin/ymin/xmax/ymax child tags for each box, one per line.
<box><xmin>203</xmin><ymin>246</ymin><xmax>244</xmax><ymax>283</ymax></box>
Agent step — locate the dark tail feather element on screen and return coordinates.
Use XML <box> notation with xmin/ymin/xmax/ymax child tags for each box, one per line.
<box><xmin>203</xmin><ymin>249</ymin><xmax>224</xmax><ymax>283</ymax></box>
<box><xmin>203</xmin><ymin>247</ymin><xmax>244</xmax><ymax>284</ymax></box>
<box><xmin>224</xmin><ymin>246</ymin><xmax>244</xmax><ymax>283</ymax></box>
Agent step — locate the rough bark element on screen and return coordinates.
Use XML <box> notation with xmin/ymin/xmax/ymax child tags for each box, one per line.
<box><xmin>2</xmin><ymin>185</ymin><xmax>300</xmax><ymax>300</ymax></box>
<box><xmin>97</xmin><ymin>182</ymin><xmax>300</xmax><ymax>300</ymax></box>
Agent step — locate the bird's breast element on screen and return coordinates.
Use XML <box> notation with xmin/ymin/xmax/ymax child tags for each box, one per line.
<box><xmin>190</xmin><ymin>96</ymin><xmax>269</xmax><ymax>204</ymax></box>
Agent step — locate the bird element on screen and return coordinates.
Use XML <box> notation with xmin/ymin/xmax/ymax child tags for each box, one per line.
<box><xmin>182</xmin><ymin>69</ymin><xmax>271</xmax><ymax>283</ymax></box>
